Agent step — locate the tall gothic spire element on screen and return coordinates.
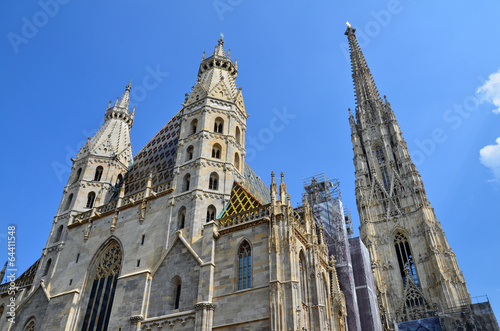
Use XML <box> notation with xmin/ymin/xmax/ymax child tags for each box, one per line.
<box><xmin>345</xmin><ymin>23</ymin><xmax>383</xmax><ymax>128</ymax></box>
<box><xmin>346</xmin><ymin>23</ymin><xmax>472</xmax><ymax>326</ymax></box>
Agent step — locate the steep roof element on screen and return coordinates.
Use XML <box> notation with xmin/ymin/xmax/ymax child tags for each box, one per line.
<box><xmin>242</xmin><ymin>162</ymin><xmax>270</xmax><ymax>204</ymax></box>
<box><xmin>123</xmin><ymin>111</ymin><xmax>181</xmax><ymax>195</ymax></box>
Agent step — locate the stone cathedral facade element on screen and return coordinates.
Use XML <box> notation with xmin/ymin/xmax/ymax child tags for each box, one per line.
<box><xmin>345</xmin><ymin>24</ymin><xmax>476</xmax><ymax>329</ymax></box>
<box><xmin>2</xmin><ymin>28</ymin><xmax>499</xmax><ymax>331</ymax></box>
<box><xmin>2</xmin><ymin>38</ymin><xmax>348</xmax><ymax>331</ymax></box>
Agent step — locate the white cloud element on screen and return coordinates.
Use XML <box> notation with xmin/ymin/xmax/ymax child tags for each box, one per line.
<box><xmin>477</xmin><ymin>69</ymin><xmax>500</xmax><ymax>114</ymax></box>
<box><xmin>480</xmin><ymin>137</ymin><xmax>500</xmax><ymax>181</ymax></box>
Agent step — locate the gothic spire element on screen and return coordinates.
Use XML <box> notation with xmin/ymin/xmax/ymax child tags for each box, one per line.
<box><xmin>214</xmin><ymin>34</ymin><xmax>226</xmax><ymax>57</ymax></box>
<box><xmin>345</xmin><ymin>22</ymin><xmax>383</xmax><ymax>127</ymax></box>
<box><xmin>117</xmin><ymin>80</ymin><xmax>132</xmax><ymax>109</ymax></box>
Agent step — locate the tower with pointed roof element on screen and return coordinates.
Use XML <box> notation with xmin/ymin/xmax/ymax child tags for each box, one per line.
<box><xmin>173</xmin><ymin>36</ymin><xmax>248</xmax><ymax>242</ymax></box>
<box><xmin>49</xmin><ymin>82</ymin><xmax>134</xmax><ymax>242</ymax></box>
<box><xmin>3</xmin><ymin>37</ymin><xmax>347</xmax><ymax>331</ymax></box>
<box><xmin>345</xmin><ymin>24</ymin><xmax>471</xmax><ymax>326</ymax></box>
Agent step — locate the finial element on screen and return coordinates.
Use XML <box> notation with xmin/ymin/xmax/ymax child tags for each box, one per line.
<box><xmin>228</xmin><ymin>49</ymin><xmax>231</xmax><ymax>58</ymax></box>
<box><xmin>271</xmin><ymin>171</ymin><xmax>275</xmax><ymax>178</ymax></box>
<box><xmin>281</xmin><ymin>171</ymin><xmax>284</xmax><ymax>179</ymax></box>
<box><xmin>344</xmin><ymin>21</ymin><xmax>356</xmax><ymax>35</ymax></box>
<box><xmin>114</xmin><ymin>97</ymin><xmax>119</xmax><ymax>106</ymax></box>
<box><xmin>348</xmin><ymin>108</ymin><xmax>352</xmax><ymax>115</ymax></box>
<box><xmin>202</xmin><ymin>51</ymin><xmax>205</xmax><ymax>60</ymax></box>
<box><xmin>125</xmin><ymin>79</ymin><xmax>132</xmax><ymax>91</ymax></box>
<box><xmin>107</xmin><ymin>100</ymin><xmax>112</xmax><ymax>109</ymax></box>
<box><xmin>219</xmin><ymin>32</ymin><xmax>224</xmax><ymax>42</ymax></box>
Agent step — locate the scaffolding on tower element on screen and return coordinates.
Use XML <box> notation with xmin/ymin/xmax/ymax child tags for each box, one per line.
<box><xmin>299</xmin><ymin>172</ymin><xmax>362</xmax><ymax>331</ymax></box>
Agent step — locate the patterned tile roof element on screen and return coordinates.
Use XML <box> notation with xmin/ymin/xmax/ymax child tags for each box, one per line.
<box><xmin>123</xmin><ymin>111</ymin><xmax>181</xmax><ymax>195</ymax></box>
<box><xmin>241</xmin><ymin>162</ymin><xmax>270</xmax><ymax>204</ymax></box>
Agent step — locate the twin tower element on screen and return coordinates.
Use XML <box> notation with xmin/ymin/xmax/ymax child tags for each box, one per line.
<box><xmin>5</xmin><ymin>27</ymin><xmax>486</xmax><ymax>331</ymax></box>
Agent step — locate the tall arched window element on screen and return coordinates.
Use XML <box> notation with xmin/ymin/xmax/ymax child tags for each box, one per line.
<box><xmin>81</xmin><ymin>241</ymin><xmax>122</xmax><ymax>331</ymax></box>
<box><xmin>23</xmin><ymin>318</ymin><xmax>35</xmax><ymax>331</ymax></box>
<box><xmin>238</xmin><ymin>241</ymin><xmax>252</xmax><ymax>290</ymax></box>
<box><xmin>171</xmin><ymin>276</ymin><xmax>182</xmax><ymax>310</ymax></box>
<box><xmin>86</xmin><ymin>192</ymin><xmax>96</xmax><ymax>208</ymax></box>
<box><xmin>186</xmin><ymin>146</ymin><xmax>194</xmax><ymax>161</ymax></box>
<box><xmin>54</xmin><ymin>225</ymin><xmax>63</xmax><ymax>243</ymax></box>
<box><xmin>0</xmin><ymin>304</ymin><xmax>5</xmax><ymax>318</ymax></box>
<box><xmin>190</xmin><ymin>119</ymin><xmax>198</xmax><ymax>135</ymax></box>
<box><xmin>211</xmin><ymin>144</ymin><xmax>222</xmax><ymax>159</ymax></box>
<box><xmin>209</xmin><ymin>172</ymin><xmax>219</xmax><ymax>190</ymax></box>
<box><xmin>206</xmin><ymin>205</ymin><xmax>217</xmax><ymax>222</ymax></box>
<box><xmin>74</xmin><ymin>168</ymin><xmax>82</xmax><ymax>183</ymax></box>
<box><xmin>235</xmin><ymin>126</ymin><xmax>241</xmax><ymax>144</ymax></box>
<box><xmin>178</xmin><ymin>207</ymin><xmax>186</xmax><ymax>229</ymax></box>
<box><xmin>299</xmin><ymin>252</ymin><xmax>308</xmax><ymax>304</ymax></box>
<box><xmin>394</xmin><ymin>231</ymin><xmax>419</xmax><ymax>287</ymax></box>
<box><xmin>42</xmin><ymin>258</ymin><xmax>52</xmax><ymax>277</ymax></box>
<box><xmin>234</xmin><ymin>153</ymin><xmax>240</xmax><ymax>172</ymax></box>
<box><xmin>65</xmin><ymin>193</ymin><xmax>73</xmax><ymax>211</ymax></box>
<box><xmin>183</xmin><ymin>174</ymin><xmax>191</xmax><ymax>192</ymax></box>
<box><xmin>94</xmin><ymin>166</ymin><xmax>103</xmax><ymax>181</ymax></box>
<box><xmin>375</xmin><ymin>146</ymin><xmax>390</xmax><ymax>191</ymax></box>
<box><xmin>214</xmin><ymin>117</ymin><xmax>224</xmax><ymax>133</ymax></box>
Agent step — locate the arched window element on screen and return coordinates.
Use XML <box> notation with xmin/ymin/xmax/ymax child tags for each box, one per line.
<box><xmin>209</xmin><ymin>172</ymin><xmax>219</xmax><ymax>190</ymax></box>
<box><xmin>206</xmin><ymin>205</ymin><xmax>217</xmax><ymax>222</ymax></box>
<box><xmin>23</xmin><ymin>318</ymin><xmax>35</xmax><ymax>331</ymax></box>
<box><xmin>171</xmin><ymin>276</ymin><xmax>182</xmax><ymax>310</ymax></box>
<box><xmin>186</xmin><ymin>146</ymin><xmax>194</xmax><ymax>161</ymax></box>
<box><xmin>238</xmin><ymin>241</ymin><xmax>252</xmax><ymax>290</ymax></box>
<box><xmin>65</xmin><ymin>193</ymin><xmax>73</xmax><ymax>211</ymax></box>
<box><xmin>299</xmin><ymin>252</ymin><xmax>308</xmax><ymax>303</ymax></box>
<box><xmin>74</xmin><ymin>168</ymin><xmax>82</xmax><ymax>183</ymax></box>
<box><xmin>0</xmin><ymin>304</ymin><xmax>4</xmax><ymax>318</ymax></box>
<box><xmin>94</xmin><ymin>166</ymin><xmax>103</xmax><ymax>181</ymax></box>
<box><xmin>183</xmin><ymin>174</ymin><xmax>191</xmax><ymax>192</ymax></box>
<box><xmin>54</xmin><ymin>225</ymin><xmax>63</xmax><ymax>243</ymax></box>
<box><xmin>81</xmin><ymin>241</ymin><xmax>122</xmax><ymax>331</ymax></box>
<box><xmin>178</xmin><ymin>207</ymin><xmax>186</xmax><ymax>229</ymax></box>
<box><xmin>234</xmin><ymin>153</ymin><xmax>240</xmax><ymax>172</ymax></box>
<box><xmin>214</xmin><ymin>117</ymin><xmax>224</xmax><ymax>133</ymax></box>
<box><xmin>116</xmin><ymin>174</ymin><xmax>123</xmax><ymax>185</ymax></box>
<box><xmin>190</xmin><ymin>119</ymin><xmax>198</xmax><ymax>135</ymax></box>
<box><xmin>42</xmin><ymin>258</ymin><xmax>52</xmax><ymax>277</ymax></box>
<box><xmin>394</xmin><ymin>231</ymin><xmax>419</xmax><ymax>287</ymax></box>
<box><xmin>86</xmin><ymin>192</ymin><xmax>96</xmax><ymax>208</ymax></box>
<box><xmin>235</xmin><ymin>126</ymin><xmax>241</xmax><ymax>144</ymax></box>
<box><xmin>211</xmin><ymin>144</ymin><xmax>222</xmax><ymax>159</ymax></box>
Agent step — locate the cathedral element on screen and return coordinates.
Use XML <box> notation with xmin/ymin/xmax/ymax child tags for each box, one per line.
<box><xmin>0</xmin><ymin>26</ymin><xmax>498</xmax><ymax>331</ymax></box>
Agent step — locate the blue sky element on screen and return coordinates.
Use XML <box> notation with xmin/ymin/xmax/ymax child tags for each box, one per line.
<box><xmin>2</xmin><ymin>0</ymin><xmax>500</xmax><ymax>318</ymax></box>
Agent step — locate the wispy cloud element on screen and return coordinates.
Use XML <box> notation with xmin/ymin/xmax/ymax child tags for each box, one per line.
<box><xmin>480</xmin><ymin>137</ymin><xmax>500</xmax><ymax>182</ymax></box>
<box><xmin>477</xmin><ymin>69</ymin><xmax>500</xmax><ymax>114</ymax></box>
